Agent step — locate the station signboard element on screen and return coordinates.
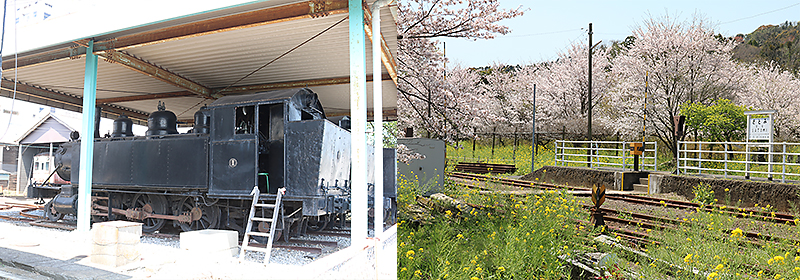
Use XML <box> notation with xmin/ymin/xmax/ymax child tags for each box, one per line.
<box><xmin>748</xmin><ymin>117</ymin><xmax>772</xmax><ymax>140</ymax></box>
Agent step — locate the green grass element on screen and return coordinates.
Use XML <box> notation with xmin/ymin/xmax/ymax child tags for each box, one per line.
<box><xmin>398</xmin><ymin>175</ymin><xmax>591</xmax><ymax>279</ymax></box>
<box><xmin>447</xmin><ymin>140</ymin><xmax>556</xmax><ymax>176</ymax></box>
<box><xmin>404</xmin><ymin>140</ymin><xmax>800</xmax><ymax>279</ymax></box>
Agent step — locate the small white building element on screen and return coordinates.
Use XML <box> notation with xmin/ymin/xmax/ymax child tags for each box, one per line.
<box><xmin>15</xmin><ymin>113</ymin><xmax>76</xmax><ymax>195</ymax></box>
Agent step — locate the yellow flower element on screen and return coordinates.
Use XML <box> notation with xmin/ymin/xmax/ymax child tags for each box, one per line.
<box><xmin>445</xmin><ymin>210</ymin><xmax>452</xmax><ymax>216</ymax></box>
<box><xmin>406</xmin><ymin>250</ymin><xmax>415</xmax><ymax>257</ymax></box>
<box><xmin>731</xmin><ymin>228</ymin><xmax>743</xmax><ymax>238</ymax></box>
<box><xmin>715</xmin><ymin>264</ymin><xmax>723</xmax><ymax>270</ymax></box>
<box><xmin>401</xmin><ymin>267</ymin><xmax>407</xmax><ymax>272</ymax></box>
<box><xmin>471</xmin><ymin>277</ymin><xmax>480</xmax><ymax>280</ymax></box>
<box><xmin>684</xmin><ymin>254</ymin><xmax>693</xmax><ymax>264</ymax></box>
<box><xmin>773</xmin><ymin>274</ymin><xmax>781</xmax><ymax>279</ymax></box>
<box><xmin>707</xmin><ymin>272</ymin><xmax>718</xmax><ymax>280</ymax></box>
<box><xmin>457</xmin><ymin>234</ymin><xmax>464</xmax><ymax>239</ymax></box>
<box><xmin>476</xmin><ymin>267</ymin><xmax>482</xmax><ymax>272</ymax></box>
<box><xmin>498</xmin><ymin>266</ymin><xmax>505</xmax><ymax>272</ymax></box>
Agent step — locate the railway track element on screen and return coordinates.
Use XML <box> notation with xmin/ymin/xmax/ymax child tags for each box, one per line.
<box><xmin>0</xmin><ymin>202</ymin><xmax>350</xmax><ymax>255</ymax></box>
<box><xmin>449</xmin><ymin>172</ymin><xmax>800</xmax><ymax>246</ymax></box>
<box><xmin>449</xmin><ymin>172</ymin><xmax>799</xmax><ymax>225</ymax></box>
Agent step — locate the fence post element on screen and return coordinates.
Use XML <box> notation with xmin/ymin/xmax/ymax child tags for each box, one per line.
<box><xmin>745</xmin><ymin>143</ymin><xmax>750</xmax><ymax>179</ymax></box>
<box><xmin>554</xmin><ymin>140</ymin><xmax>559</xmax><ymax>166</ymax></box>
<box><xmin>491</xmin><ymin>129</ymin><xmax>496</xmax><ymax>161</ymax></box>
<box><xmin>698</xmin><ymin>142</ymin><xmax>702</xmax><ymax>175</ymax></box>
<box><xmin>724</xmin><ymin>143</ymin><xmax>728</xmax><ymax>179</ymax></box>
<box><xmin>782</xmin><ymin>142</ymin><xmax>786</xmax><ymax>183</ymax></box>
<box><xmin>513</xmin><ymin>132</ymin><xmax>518</xmax><ymax>162</ymax></box>
<box><xmin>768</xmin><ymin>142</ymin><xmax>773</xmax><ymax>181</ymax></box>
<box><xmin>654</xmin><ymin>141</ymin><xmax>658</xmax><ymax>171</ymax></box>
<box><xmin>622</xmin><ymin>141</ymin><xmax>627</xmax><ymax>171</ymax></box>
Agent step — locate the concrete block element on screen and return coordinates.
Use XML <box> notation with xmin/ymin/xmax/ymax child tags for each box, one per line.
<box><xmin>649</xmin><ymin>174</ymin><xmax>664</xmax><ymax>194</ymax></box>
<box><xmin>92</xmin><ymin>221</ymin><xmax>142</xmax><ymax>245</ymax></box>
<box><xmin>180</xmin><ymin>229</ymin><xmax>239</xmax><ymax>257</ymax></box>
<box><xmin>91</xmin><ymin>243</ymin><xmax>139</xmax><ymax>259</ymax></box>
<box><xmin>90</xmin><ymin>254</ymin><xmax>139</xmax><ymax>267</ymax></box>
<box><xmin>613</xmin><ymin>172</ymin><xmax>622</xmax><ymax>191</ymax></box>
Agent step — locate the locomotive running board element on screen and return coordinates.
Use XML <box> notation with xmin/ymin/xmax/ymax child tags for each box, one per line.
<box><xmin>239</xmin><ymin>185</ymin><xmax>285</xmax><ymax>264</ymax></box>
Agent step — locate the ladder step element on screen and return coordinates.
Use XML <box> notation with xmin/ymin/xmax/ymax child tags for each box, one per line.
<box><xmin>255</xmin><ymin>203</ymin><xmax>276</xmax><ymax>208</ymax></box>
<box><xmin>241</xmin><ymin>245</ymin><xmax>272</xmax><ymax>253</ymax></box>
<box><xmin>246</xmin><ymin>231</ymin><xmax>272</xmax><ymax>238</ymax></box>
<box><xmin>251</xmin><ymin>217</ymin><xmax>273</xmax><ymax>223</ymax></box>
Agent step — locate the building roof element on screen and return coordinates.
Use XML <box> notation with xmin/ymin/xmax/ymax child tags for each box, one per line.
<box><xmin>16</xmin><ymin>113</ymin><xmax>76</xmax><ymax>144</ymax></box>
<box><xmin>1</xmin><ymin>1</ymin><xmax>398</xmax><ymax>126</ymax></box>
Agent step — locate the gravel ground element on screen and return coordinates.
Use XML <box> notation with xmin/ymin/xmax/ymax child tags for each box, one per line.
<box><xmin>0</xmin><ymin>198</ymin><xmax>397</xmax><ymax>279</ymax></box>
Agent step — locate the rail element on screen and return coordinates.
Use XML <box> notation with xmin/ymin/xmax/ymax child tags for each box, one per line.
<box><xmin>678</xmin><ymin>141</ymin><xmax>800</xmax><ymax>183</ymax></box>
<box><xmin>554</xmin><ymin>140</ymin><xmax>658</xmax><ymax>171</ymax></box>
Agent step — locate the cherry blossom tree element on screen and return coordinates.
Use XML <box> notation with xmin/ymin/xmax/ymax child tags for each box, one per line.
<box><xmin>606</xmin><ymin>14</ymin><xmax>746</xmax><ymax>157</ymax></box>
<box><xmin>523</xmin><ymin>42</ymin><xmax>614</xmax><ymax>136</ymax></box>
<box><xmin>397</xmin><ymin>0</ymin><xmax>524</xmax><ymax>141</ymax></box>
<box><xmin>738</xmin><ymin>62</ymin><xmax>800</xmax><ymax>139</ymax></box>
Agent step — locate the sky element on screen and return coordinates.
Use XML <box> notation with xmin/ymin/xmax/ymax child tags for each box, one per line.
<box><xmin>440</xmin><ymin>0</ymin><xmax>800</xmax><ymax>67</ymax></box>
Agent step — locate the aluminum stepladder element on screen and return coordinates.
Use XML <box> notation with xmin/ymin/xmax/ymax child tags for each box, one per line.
<box><xmin>239</xmin><ymin>182</ymin><xmax>285</xmax><ymax>264</ymax></box>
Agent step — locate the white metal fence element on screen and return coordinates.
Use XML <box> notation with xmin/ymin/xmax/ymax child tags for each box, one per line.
<box><xmin>678</xmin><ymin>141</ymin><xmax>800</xmax><ymax>183</ymax></box>
<box><xmin>554</xmin><ymin>140</ymin><xmax>658</xmax><ymax>171</ymax></box>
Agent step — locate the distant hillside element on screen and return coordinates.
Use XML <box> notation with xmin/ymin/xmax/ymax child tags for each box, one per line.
<box><xmin>732</xmin><ymin>21</ymin><xmax>800</xmax><ymax>74</ymax></box>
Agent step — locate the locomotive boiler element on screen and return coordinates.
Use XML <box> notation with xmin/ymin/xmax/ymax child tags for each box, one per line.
<box><xmin>36</xmin><ymin>88</ymin><xmax>396</xmax><ymax>238</ymax></box>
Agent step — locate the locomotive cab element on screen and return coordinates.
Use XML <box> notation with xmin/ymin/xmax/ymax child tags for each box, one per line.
<box><xmin>206</xmin><ymin>88</ymin><xmax>334</xmax><ymax>199</ymax></box>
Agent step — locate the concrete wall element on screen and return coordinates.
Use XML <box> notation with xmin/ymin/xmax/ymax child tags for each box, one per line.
<box><xmin>649</xmin><ymin>174</ymin><xmax>800</xmax><ymax>212</ymax></box>
<box><xmin>521</xmin><ymin>166</ymin><xmax>618</xmax><ymax>190</ymax></box>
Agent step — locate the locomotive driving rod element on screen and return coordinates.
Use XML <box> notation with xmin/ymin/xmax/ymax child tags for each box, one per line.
<box><xmin>92</xmin><ymin>204</ymin><xmax>202</xmax><ymax>224</ymax></box>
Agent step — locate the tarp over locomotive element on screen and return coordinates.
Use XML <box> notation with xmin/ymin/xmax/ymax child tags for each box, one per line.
<box><xmin>56</xmin><ymin>88</ymin><xmax>353</xmax><ymax>217</ymax></box>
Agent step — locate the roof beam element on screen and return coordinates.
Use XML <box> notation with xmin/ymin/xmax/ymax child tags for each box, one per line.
<box><xmin>363</xmin><ymin>3</ymin><xmax>398</xmax><ymax>85</ymax></box>
<box><xmin>215</xmin><ymin>73</ymin><xmax>391</xmax><ymax>94</ymax></box>
<box><xmin>96</xmin><ymin>90</ymin><xmax>196</xmax><ymax>104</ymax></box>
<box><xmin>94</xmin><ymin>0</ymin><xmax>349</xmax><ymax>51</ymax></box>
<box><xmin>1</xmin><ymin>45</ymin><xmax>85</xmax><ymax>71</ymax></box>
<box><xmin>0</xmin><ymin>79</ymin><xmax>149</xmax><ymax>121</ymax></box>
<box><xmin>96</xmin><ymin>49</ymin><xmax>217</xmax><ymax>99</ymax></box>
<box><xmin>3</xmin><ymin>1</ymin><xmax>349</xmax><ymax>71</ymax></box>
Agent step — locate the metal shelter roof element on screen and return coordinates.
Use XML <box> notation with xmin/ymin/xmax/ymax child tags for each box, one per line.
<box><xmin>0</xmin><ymin>0</ymin><xmax>398</xmax><ymax>126</ymax></box>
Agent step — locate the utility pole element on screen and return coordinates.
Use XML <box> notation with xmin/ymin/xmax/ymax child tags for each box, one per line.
<box><xmin>531</xmin><ymin>84</ymin><xmax>537</xmax><ymax>172</ymax></box>
<box><xmin>587</xmin><ymin>23</ymin><xmax>593</xmax><ymax>167</ymax></box>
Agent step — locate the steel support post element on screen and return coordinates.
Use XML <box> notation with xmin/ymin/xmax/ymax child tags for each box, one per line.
<box><xmin>349</xmin><ymin>0</ymin><xmax>368</xmax><ymax>246</ymax></box>
<box><xmin>372</xmin><ymin>0</ymin><xmax>391</xmax><ymax>237</ymax></box>
<box><xmin>78</xmin><ymin>40</ymin><xmax>98</xmax><ymax>232</ymax></box>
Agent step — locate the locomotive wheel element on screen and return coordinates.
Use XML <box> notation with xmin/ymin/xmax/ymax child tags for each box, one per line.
<box><xmin>305</xmin><ymin>215</ymin><xmax>330</xmax><ymax>232</ymax></box>
<box><xmin>257</xmin><ymin>222</ymin><xmax>282</xmax><ymax>241</ymax></box>
<box><xmin>44</xmin><ymin>199</ymin><xmax>64</xmax><ymax>222</ymax></box>
<box><xmin>131</xmin><ymin>194</ymin><xmax>168</xmax><ymax>233</ymax></box>
<box><xmin>177</xmin><ymin>197</ymin><xmax>220</xmax><ymax>231</ymax></box>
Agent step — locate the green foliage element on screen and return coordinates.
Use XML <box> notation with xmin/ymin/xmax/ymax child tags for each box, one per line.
<box><xmin>691</xmin><ymin>182</ymin><xmax>715</xmax><ymax>205</ymax></box>
<box><xmin>680</xmin><ymin>99</ymin><xmax>748</xmax><ymax>142</ymax></box>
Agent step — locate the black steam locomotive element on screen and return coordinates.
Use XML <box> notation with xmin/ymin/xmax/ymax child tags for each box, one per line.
<box><xmin>32</xmin><ymin>88</ymin><xmax>396</xmax><ymax>239</ymax></box>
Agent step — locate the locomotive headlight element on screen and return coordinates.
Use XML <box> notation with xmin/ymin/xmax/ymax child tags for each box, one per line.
<box><xmin>229</xmin><ymin>158</ymin><xmax>238</xmax><ymax>168</ymax></box>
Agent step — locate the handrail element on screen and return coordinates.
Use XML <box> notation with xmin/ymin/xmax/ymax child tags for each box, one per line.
<box><xmin>678</xmin><ymin>141</ymin><xmax>800</xmax><ymax>183</ymax></box>
<box><xmin>554</xmin><ymin>140</ymin><xmax>658</xmax><ymax>171</ymax></box>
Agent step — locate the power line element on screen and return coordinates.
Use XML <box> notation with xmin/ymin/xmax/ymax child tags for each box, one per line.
<box><xmin>720</xmin><ymin>2</ymin><xmax>800</xmax><ymax>25</ymax></box>
<box><xmin>499</xmin><ymin>28</ymin><xmax>582</xmax><ymax>39</ymax></box>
